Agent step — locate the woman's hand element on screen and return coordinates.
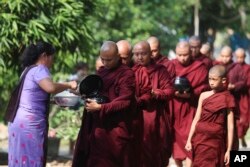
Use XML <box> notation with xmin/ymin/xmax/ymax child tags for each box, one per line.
<box><xmin>85</xmin><ymin>99</ymin><xmax>101</xmax><ymax>112</ymax></box>
<box><xmin>69</xmin><ymin>80</ymin><xmax>78</xmax><ymax>90</ymax></box>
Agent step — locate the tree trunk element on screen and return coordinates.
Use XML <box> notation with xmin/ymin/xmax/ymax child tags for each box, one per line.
<box><xmin>194</xmin><ymin>0</ymin><xmax>200</xmax><ymax>36</ymax></box>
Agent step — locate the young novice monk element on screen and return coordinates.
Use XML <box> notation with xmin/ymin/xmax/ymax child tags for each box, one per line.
<box><xmin>185</xmin><ymin>65</ymin><xmax>235</xmax><ymax>167</ymax></box>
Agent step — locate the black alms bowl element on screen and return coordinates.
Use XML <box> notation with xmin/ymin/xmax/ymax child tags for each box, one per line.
<box><xmin>79</xmin><ymin>75</ymin><xmax>109</xmax><ymax>104</ymax></box>
<box><xmin>79</xmin><ymin>75</ymin><xmax>103</xmax><ymax>96</ymax></box>
<box><xmin>174</xmin><ymin>76</ymin><xmax>191</xmax><ymax>93</ymax></box>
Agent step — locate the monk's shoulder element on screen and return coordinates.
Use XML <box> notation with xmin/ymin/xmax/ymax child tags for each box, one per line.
<box><xmin>118</xmin><ymin>64</ymin><xmax>134</xmax><ymax>78</ymax></box>
<box><xmin>155</xmin><ymin>64</ymin><xmax>169</xmax><ymax>75</ymax></box>
<box><xmin>200</xmin><ymin>90</ymin><xmax>213</xmax><ymax>101</ymax></box>
<box><xmin>191</xmin><ymin>60</ymin><xmax>208</xmax><ymax>75</ymax></box>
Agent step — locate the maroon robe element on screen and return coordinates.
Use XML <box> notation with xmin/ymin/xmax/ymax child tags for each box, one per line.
<box><xmin>195</xmin><ymin>53</ymin><xmax>213</xmax><ymax>70</ymax></box>
<box><xmin>192</xmin><ymin>90</ymin><xmax>236</xmax><ymax>167</ymax></box>
<box><xmin>228</xmin><ymin>62</ymin><xmax>250</xmax><ymax>138</ymax></box>
<box><xmin>131</xmin><ymin>64</ymin><xmax>152</xmax><ymax>167</ymax></box>
<box><xmin>141</xmin><ymin>63</ymin><xmax>174</xmax><ymax>167</ymax></box>
<box><xmin>72</xmin><ymin>64</ymin><xmax>136</xmax><ymax>167</ymax></box>
<box><xmin>215</xmin><ymin>60</ymin><xmax>241</xmax><ymax>150</ymax></box>
<box><xmin>154</xmin><ymin>55</ymin><xmax>176</xmax><ymax>82</ymax></box>
<box><xmin>171</xmin><ymin>59</ymin><xmax>209</xmax><ymax>160</ymax></box>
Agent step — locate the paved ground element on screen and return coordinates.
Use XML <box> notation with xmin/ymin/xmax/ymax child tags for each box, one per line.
<box><xmin>1</xmin><ymin>123</ymin><xmax>250</xmax><ymax>167</ymax></box>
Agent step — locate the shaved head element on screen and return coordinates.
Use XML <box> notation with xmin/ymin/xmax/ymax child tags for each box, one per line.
<box><xmin>147</xmin><ymin>36</ymin><xmax>160</xmax><ymax>47</ymax></box>
<box><xmin>176</xmin><ymin>41</ymin><xmax>190</xmax><ymax>50</ymax></box>
<box><xmin>235</xmin><ymin>48</ymin><xmax>245</xmax><ymax>57</ymax></box>
<box><xmin>147</xmin><ymin>36</ymin><xmax>161</xmax><ymax>59</ymax></box>
<box><xmin>220</xmin><ymin>45</ymin><xmax>232</xmax><ymax>65</ymax></box>
<box><xmin>133</xmin><ymin>41</ymin><xmax>151</xmax><ymax>53</ymax></box>
<box><xmin>175</xmin><ymin>41</ymin><xmax>191</xmax><ymax>65</ymax></box>
<box><xmin>189</xmin><ymin>36</ymin><xmax>201</xmax><ymax>44</ymax></box>
<box><xmin>116</xmin><ymin>40</ymin><xmax>132</xmax><ymax>66</ymax></box>
<box><xmin>235</xmin><ymin>48</ymin><xmax>245</xmax><ymax>64</ymax></box>
<box><xmin>189</xmin><ymin>36</ymin><xmax>201</xmax><ymax>58</ymax></box>
<box><xmin>176</xmin><ymin>41</ymin><xmax>190</xmax><ymax>54</ymax></box>
<box><xmin>100</xmin><ymin>41</ymin><xmax>120</xmax><ymax>69</ymax></box>
<box><xmin>132</xmin><ymin>41</ymin><xmax>151</xmax><ymax>66</ymax></box>
<box><xmin>117</xmin><ymin>40</ymin><xmax>132</xmax><ymax>53</ymax></box>
<box><xmin>100</xmin><ymin>41</ymin><xmax>118</xmax><ymax>56</ymax></box>
<box><xmin>209</xmin><ymin>65</ymin><xmax>227</xmax><ymax>78</ymax></box>
<box><xmin>220</xmin><ymin>46</ymin><xmax>232</xmax><ymax>56</ymax></box>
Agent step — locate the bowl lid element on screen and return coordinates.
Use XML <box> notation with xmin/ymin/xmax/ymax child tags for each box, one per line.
<box><xmin>79</xmin><ymin>74</ymin><xmax>103</xmax><ymax>96</ymax></box>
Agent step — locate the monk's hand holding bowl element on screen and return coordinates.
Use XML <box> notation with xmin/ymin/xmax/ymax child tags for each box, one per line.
<box><xmin>175</xmin><ymin>91</ymin><xmax>191</xmax><ymax>99</ymax></box>
<box><xmin>85</xmin><ymin>99</ymin><xmax>101</xmax><ymax>112</ymax></box>
<box><xmin>151</xmin><ymin>89</ymin><xmax>160</xmax><ymax>99</ymax></box>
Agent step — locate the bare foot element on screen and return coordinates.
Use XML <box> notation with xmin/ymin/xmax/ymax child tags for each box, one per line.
<box><xmin>241</xmin><ymin>137</ymin><xmax>247</xmax><ymax>148</ymax></box>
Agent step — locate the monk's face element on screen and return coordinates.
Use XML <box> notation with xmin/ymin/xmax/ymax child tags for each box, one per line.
<box><xmin>220</xmin><ymin>50</ymin><xmax>232</xmax><ymax>65</ymax></box>
<box><xmin>100</xmin><ymin>51</ymin><xmax>120</xmax><ymax>70</ymax></box>
<box><xmin>235</xmin><ymin>50</ymin><xmax>245</xmax><ymax>64</ymax></box>
<box><xmin>133</xmin><ymin>44</ymin><xmax>151</xmax><ymax>66</ymax></box>
<box><xmin>175</xmin><ymin>46</ymin><xmax>191</xmax><ymax>66</ymax></box>
<box><xmin>149</xmin><ymin>43</ymin><xmax>160</xmax><ymax>60</ymax></box>
<box><xmin>189</xmin><ymin>40</ymin><xmax>201</xmax><ymax>58</ymax></box>
<box><xmin>208</xmin><ymin>73</ymin><xmax>225</xmax><ymax>90</ymax></box>
<box><xmin>119</xmin><ymin>47</ymin><xmax>132</xmax><ymax>66</ymax></box>
<box><xmin>200</xmin><ymin>44</ymin><xmax>210</xmax><ymax>56</ymax></box>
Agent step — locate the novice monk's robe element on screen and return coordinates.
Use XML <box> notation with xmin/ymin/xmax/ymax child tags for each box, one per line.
<box><xmin>171</xmin><ymin>59</ymin><xmax>209</xmax><ymax>160</ymax></box>
<box><xmin>142</xmin><ymin>63</ymin><xmax>174</xmax><ymax>167</ymax></box>
<box><xmin>192</xmin><ymin>90</ymin><xmax>236</xmax><ymax>167</ymax></box>
<box><xmin>72</xmin><ymin>64</ymin><xmax>136</xmax><ymax>167</ymax></box>
<box><xmin>132</xmin><ymin>64</ymin><xmax>152</xmax><ymax>167</ymax></box>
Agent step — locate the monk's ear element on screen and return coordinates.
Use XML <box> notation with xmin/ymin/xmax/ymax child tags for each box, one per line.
<box><xmin>221</xmin><ymin>77</ymin><xmax>227</xmax><ymax>84</ymax></box>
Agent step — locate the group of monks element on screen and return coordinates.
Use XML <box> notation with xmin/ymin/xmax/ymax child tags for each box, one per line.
<box><xmin>72</xmin><ymin>36</ymin><xmax>250</xmax><ymax>167</ymax></box>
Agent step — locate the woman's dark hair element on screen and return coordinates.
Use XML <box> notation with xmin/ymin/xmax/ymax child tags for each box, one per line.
<box><xmin>21</xmin><ymin>41</ymin><xmax>55</xmax><ymax>67</ymax></box>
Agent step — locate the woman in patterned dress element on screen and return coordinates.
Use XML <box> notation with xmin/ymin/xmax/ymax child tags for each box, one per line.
<box><xmin>8</xmin><ymin>41</ymin><xmax>77</xmax><ymax>167</ymax></box>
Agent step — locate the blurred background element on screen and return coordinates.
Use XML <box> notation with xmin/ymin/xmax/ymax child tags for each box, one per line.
<box><xmin>0</xmin><ymin>0</ymin><xmax>250</xmax><ymax>166</ymax></box>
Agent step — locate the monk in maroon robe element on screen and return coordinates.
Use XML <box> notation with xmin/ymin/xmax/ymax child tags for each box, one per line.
<box><xmin>189</xmin><ymin>35</ymin><xmax>213</xmax><ymax>70</ymax></box>
<box><xmin>147</xmin><ymin>36</ymin><xmax>176</xmax><ymax>82</ymax></box>
<box><xmin>72</xmin><ymin>41</ymin><xmax>136</xmax><ymax>167</ymax></box>
<box><xmin>133</xmin><ymin>41</ymin><xmax>174</xmax><ymax>167</ymax></box>
<box><xmin>218</xmin><ymin>46</ymin><xmax>246</xmax><ymax>149</ymax></box>
<box><xmin>171</xmin><ymin>41</ymin><xmax>209</xmax><ymax>167</ymax></box>
<box><xmin>234</xmin><ymin>48</ymin><xmax>250</xmax><ymax>147</ymax></box>
<box><xmin>131</xmin><ymin>64</ymin><xmax>152</xmax><ymax>167</ymax></box>
<box><xmin>117</xmin><ymin>40</ymin><xmax>134</xmax><ymax>67</ymax></box>
<box><xmin>185</xmin><ymin>65</ymin><xmax>235</xmax><ymax>167</ymax></box>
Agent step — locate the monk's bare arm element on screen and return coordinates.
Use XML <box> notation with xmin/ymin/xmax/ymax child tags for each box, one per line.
<box><xmin>224</xmin><ymin>109</ymin><xmax>234</xmax><ymax>165</ymax></box>
<box><xmin>226</xmin><ymin>109</ymin><xmax>234</xmax><ymax>152</ymax></box>
<box><xmin>185</xmin><ymin>92</ymin><xmax>204</xmax><ymax>150</ymax></box>
<box><xmin>39</xmin><ymin>78</ymin><xmax>77</xmax><ymax>94</ymax></box>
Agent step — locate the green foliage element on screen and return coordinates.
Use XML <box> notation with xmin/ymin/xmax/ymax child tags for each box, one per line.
<box><xmin>1</xmin><ymin>0</ymin><xmax>250</xmax><ymax>123</ymax></box>
<box><xmin>0</xmin><ymin>0</ymin><xmax>98</xmax><ymax>118</ymax></box>
<box><xmin>49</xmin><ymin>106</ymin><xmax>83</xmax><ymax>140</ymax></box>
